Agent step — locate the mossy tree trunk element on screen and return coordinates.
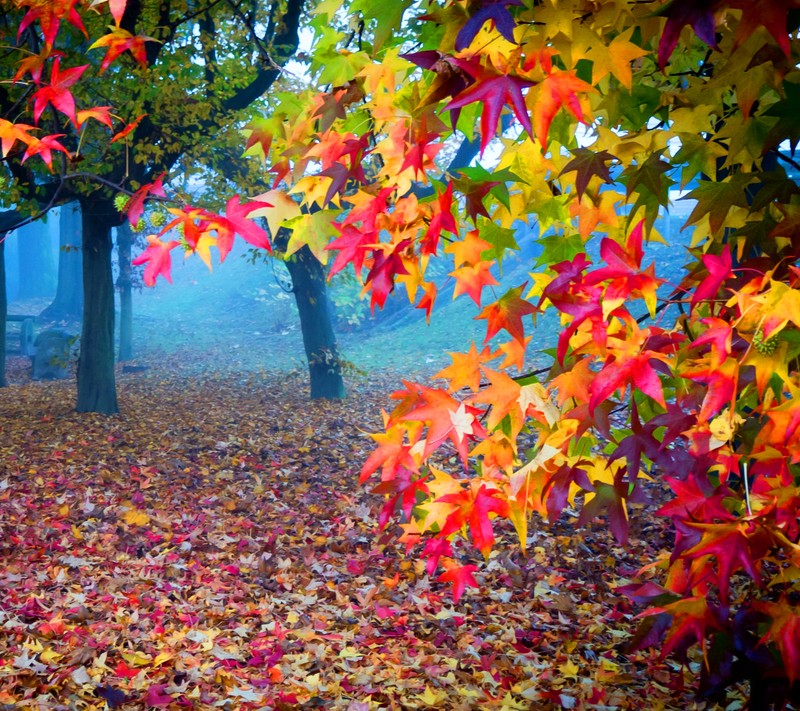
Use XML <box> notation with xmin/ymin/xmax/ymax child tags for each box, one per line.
<box><xmin>281</xmin><ymin>239</ymin><xmax>345</xmax><ymax>400</ymax></box>
<box><xmin>77</xmin><ymin>197</ymin><xmax>118</xmax><ymax>414</ymax></box>
<box><xmin>42</xmin><ymin>202</ymin><xmax>83</xmax><ymax>321</ymax></box>
<box><xmin>116</xmin><ymin>222</ymin><xmax>133</xmax><ymax>361</ymax></box>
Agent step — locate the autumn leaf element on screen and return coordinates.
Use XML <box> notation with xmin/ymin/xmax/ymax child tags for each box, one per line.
<box><xmin>655</xmin><ymin>0</ymin><xmax>722</xmax><ymax>69</ymax></box>
<box><xmin>530</xmin><ymin>70</ymin><xmax>594</xmax><ymax>147</ymax></box>
<box><xmin>445</xmin><ymin>62</ymin><xmax>534</xmax><ymax>154</ymax></box>
<box><xmin>123</xmin><ymin>173</ymin><xmax>166</xmax><ymax>226</ymax></box>
<box><xmin>559</xmin><ymin>148</ymin><xmax>615</xmax><ymax>199</ymax></box>
<box><xmin>131</xmin><ymin>235</ymin><xmax>180</xmax><ymax>286</ymax></box>
<box><xmin>438</xmin><ymin>561</ymin><xmax>480</xmax><ymax>602</ymax></box>
<box><xmin>477</xmin><ymin>284</ymin><xmax>537</xmax><ymax>345</ymax></box>
<box><xmin>89</xmin><ymin>26</ymin><xmax>155</xmax><ymax>73</ymax></box>
<box><xmin>31</xmin><ymin>58</ymin><xmax>88</xmax><ymax>126</ymax></box>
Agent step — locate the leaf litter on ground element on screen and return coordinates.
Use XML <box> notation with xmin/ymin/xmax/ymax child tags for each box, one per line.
<box><xmin>0</xmin><ymin>355</ymin><xmax>741</xmax><ymax>710</ymax></box>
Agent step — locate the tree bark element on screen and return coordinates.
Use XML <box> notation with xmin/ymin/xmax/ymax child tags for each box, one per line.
<box><xmin>283</xmin><ymin>244</ymin><xmax>346</xmax><ymax>400</ymax></box>
<box><xmin>41</xmin><ymin>202</ymin><xmax>83</xmax><ymax>321</ymax></box>
<box><xmin>77</xmin><ymin>197</ymin><xmax>118</xmax><ymax>414</ymax></box>
<box><xmin>116</xmin><ymin>222</ymin><xmax>133</xmax><ymax>361</ymax></box>
<box><xmin>0</xmin><ymin>236</ymin><xmax>7</xmax><ymax>388</ymax></box>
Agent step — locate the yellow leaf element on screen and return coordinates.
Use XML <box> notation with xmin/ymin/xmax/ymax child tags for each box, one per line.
<box><xmin>121</xmin><ymin>650</ymin><xmax>152</xmax><ymax>667</ymax></box>
<box><xmin>283</xmin><ymin>210</ymin><xmax>336</xmax><ymax>264</ymax></box>
<box><xmin>152</xmin><ymin>652</ymin><xmax>173</xmax><ymax>667</ymax></box>
<box><xmin>250</xmin><ymin>189</ymin><xmax>301</xmax><ymax>241</ymax></box>
<box><xmin>559</xmin><ymin>658</ymin><xmax>580</xmax><ymax>680</ymax></box>
<box><xmin>122</xmin><ymin>509</ymin><xmax>150</xmax><ymax>526</ymax></box>
<box><xmin>415</xmin><ymin>686</ymin><xmax>447</xmax><ymax>706</ymax></box>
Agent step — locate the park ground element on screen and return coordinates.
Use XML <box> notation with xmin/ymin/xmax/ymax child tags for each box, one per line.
<box><xmin>0</xmin><ymin>335</ymin><xmax>745</xmax><ymax>709</ymax></box>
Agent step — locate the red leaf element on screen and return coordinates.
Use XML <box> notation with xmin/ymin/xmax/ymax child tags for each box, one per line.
<box><xmin>31</xmin><ymin>58</ymin><xmax>88</xmax><ymax>126</ymax></box>
<box><xmin>755</xmin><ymin>599</ymin><xmax>800</xmax><ymax>684</ymax></box>
<box><xmin>438</xmin><ymin>563</ymin><xmax>479</xmax><ymax>602</ymax></box>
<box><xmin>438</xmin><ymin>483</ymin><xmax>510</xmax><ymax>557</ymax></box>
<box><xmin>132</xmin><ymin>235</ymin><xmax>180</xmax><ymax>287</ymax></box>
<box><xmin>445</xmin><ymin>63</ymin><xmax>534</xmax><ymax>154</ymax></box>
<box><xmin>691</xmin><ymin>245</ymin><xmax>732</xmax><ymax>308</ymax></box>
<box><xmin>656</xmin><ymin>0</ymin><xmax>722</xmax><ymax>69</ymax></box>
<box><xmin>477</xmin><ymin>284</ymin><xmax>537</xmax><ymax>344</ymax></box>
<box><xmin>124</xmin><ymin>173</ymin><xmax>165</xmax><ymax>226</ymax></box>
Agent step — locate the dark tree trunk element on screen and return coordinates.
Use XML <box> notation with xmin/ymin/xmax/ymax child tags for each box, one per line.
<box><xmin>17</xmin><ymin>219</ymin><xmax>56</xmax><ymax>298</ymax></box>
<box><xmin>0</xmin><ymin>236</ymin><xmax>7</xmax><ymax>388</ymax></box>
<box><xmin>41</xmin><ymin>202</ymin><xmax>83</xmax><ymax>321</ymax></box>
<box><xmin>77</xmin><ymin>198</ymin><xmax>118</xmax><ymax>414</ymax></box>
<box><xmin>283</xmin><ymin>243</ymin><xmax>346</xmax><ymax>399</ymax></box>
<box><xmin>116</xmin><ymin>222</ymin><xmax>133</xmax><ymax>361</ymax></box>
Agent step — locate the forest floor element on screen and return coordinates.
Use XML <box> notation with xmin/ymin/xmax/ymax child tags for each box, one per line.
<box><xmin>0</xmin><ymin>353</ymin><xmax>745</xmax><ymax>710</ymax></box>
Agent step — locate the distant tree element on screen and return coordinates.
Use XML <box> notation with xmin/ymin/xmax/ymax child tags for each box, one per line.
<box><xmin>41</xmin><ymin>203</ymin><xmax>83</xmax><ymax>322</ymax></box>
<box><xmin>0</xmin><ymin>0</ymin><xmax>305</xmax><ymax>413</ymax></box>
<box><xmin>15</xmin><ymin>219</ymin><xmax>56</xmax><ymax>299</ymax></box>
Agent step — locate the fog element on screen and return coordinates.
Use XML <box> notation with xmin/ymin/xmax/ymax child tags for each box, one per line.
<box><xmin>6</xmin><ymin>199</ymin><xmax>695</xmax><ymax>385</ymax></box>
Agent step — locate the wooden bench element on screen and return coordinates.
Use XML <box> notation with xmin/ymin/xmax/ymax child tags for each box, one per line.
<box><xmin>7</xmin><ymin>315</ymin><xmax>35</xmax><ymax>356</ymax></box>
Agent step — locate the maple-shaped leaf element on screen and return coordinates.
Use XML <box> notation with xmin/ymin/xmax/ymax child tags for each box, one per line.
<box><xmin>754</xmin><ymin>599</ymin><xmax>800</xmax><ymax>684</ymax></box>
<box><xmin>373</xmin><ymin>467</ymin><xmax>429</xmax><ymax>529</ymax></box>
<box><xmin>123</xmin><ymin>174</ymin><xmax>165</xmax><ymax>226</ymax></box>
<box><xmin>469</xmin><ymin>366</ymin><xmax>523</xmax><ymax>432</ymax></box>
<box><xmin>401</xmin><ymin>385</ymin><xmax>485</xmax><ymax>461</ymax></box>
<box><xmin>455</xmin><ymin>0</ymin><xmax>522</xmax><ymax>51</ymax></box>
<box><xmin>590</xmin><ymin>350</ymin><xmax>666</xmax><ymax>412</ymax></box>
<box><xmin>32</xmin><ymin>58</ymin><xmax>88</xmax><ymax>126</ymax></box>
<box><xmin>658</xmin><ymin>474</ymin><xmax>734</xmax><ymax>522</ymax></box>
<box><xmin>208</xmin><ymin>196</ymin><xmax>273</xmax><ymax>259</ymax></box>
<box><xmin>690</xmin><ymin>245</ymin><xmax>732</xmax><ymax>308</ymax></box>
<box><xmin>19</xmin><ymin>0</ymin><xmax>87</xmax><ymax>48</ymax></box>
<box><xmin>682</xmin><ymin>521</ymin><xmax>768</xmax><ymax>604</ymax></box>
<box><xmin>111</xmin><ymin>113</ymin><xmax>146</xmax><ymax>143</ymax></box>
<box><xmin>577</xmin><ymin>470</ymin><xmax>633</xmax><ymax>544</ymax></box>
<box><xmin>21</xmin><ymin>134</ymin><xmax>69</xmax><ymax>169</ymax></box>
<box><xmin>730</xmin><ymin>0</ymin><xmax>800</xmax><ymax>57</ymax></box>
<box><xmin>445</xmin><ymin>62</ymin><xmax>534</xmax><ymax>154</ymax></box>
<box><xmin>435</xmin><ymin>343</ymin><xmax>495</xmax><ymax>392</ymax></box>
<box><xmin>438</xmin><ymin>483</ymin><xmax>509</xmax><ymax>557</ymax></box>
<box><xmin>477</xmin><ymin>284</ymin><xmax>537</xmax><ymax>344</ymax></box>
<box><xmin>438</xmin><ymin>562</ymin><xmax>479</xmax><ymax>602</ymax></box>
<box><xmin>0</xmin><ymin>119</ymin><xmax>36</xmax><ymax>157</ymax></box>
<box><xmin>655</xmin><ymin>0</ymin><xmax>723</xmax><ymax>69</ymax></box>
<box><xmin>12</xmin><ymin>47</ymin><xmax>51</xmax><ymax>83</ymax></box>
<box><xmin>422</xmin><ymin>538</ymin><xmax>454</xmax><ymax>575</ymax></box>
<box><xmin>531</xmin><ymin>70</ymin><xmax>594</xmax><ymax>147</ymax></box>
<box><xmin>89</xmin><ymin>27</ymin><xmax>154</xmax><ymax>74</ymax></box>
<box><xmin>421</xmin><ymin>182</ymin><xmax>458</xmax><ymax>255</ymax></box>
<box><xmin>402</xmin><ymin>51</ymin><xmax>475</xmax><ymax>111</ymax></box>
<box><xmin>76</xmin><ymin>106</ymin><xmax>113</xmax><ymax>129</ymax></box>
<box><xmin>559</xmin><ymin>148</ymin><xmax>615</xmax><ymax>199</ymax></box>
<box><xmin>450</xmin><ymin>261</ymin><xmax>499</xmax><ymax>306</ymax></box>
<box><xmin>360</xmin><ymin>421</ymin><xmax>419</xmax><ymax>484</ymax></box>
<box><xmin>132</xmin><ymin>235</ymin><xmax>180</xmax><ymax>286</ymax></box>
<box><xmin>682</xmin><ymin>174</ymin><xmax>755</xmax><ymax>235</ymax></box>
<box><xmin>645</xmin><ymin>596</ymin><xmax>723</xmax><ymax>660</ymax></box>
<box><xmin>366</xmin><ymin>239</ymin><xmax>411</xmax><ymax>311</ymax></box>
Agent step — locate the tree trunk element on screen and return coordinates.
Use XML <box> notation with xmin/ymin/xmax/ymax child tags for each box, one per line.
<box><xmin>17</xmin><ymin>218</ymin><xmax>56</xmax><ymax>298</ymax></box>
<box><xmin>283</xmin><ymin>244</ymin><xmax>346</xmax><ymax>399</ymax></box>
<box><xmin>0</xmin><ymin>236</ymin><xmax>7</xmax><ymax>388</ymax></box>
<box><xmin>41</xmin><ymin>202</ymin><xmax>83</xmax><ymax>321</ymax></box>
<box><xmin>116</xmin><ymin>222</ymin><xmax>133</xmax><ymax>361</ymax></box>
<box><xmin>77</xmin><ymin>198</ymin><xmax>118</xmax><ymax>414</ymax></box>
